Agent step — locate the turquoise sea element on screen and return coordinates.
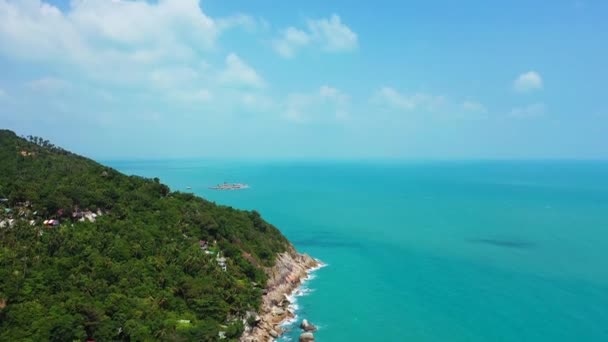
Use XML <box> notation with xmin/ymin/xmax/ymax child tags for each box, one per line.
<box><xmin>107</xmin><ymin>160</ymin><xmax>608</xmax><ymax>341</ymax></box>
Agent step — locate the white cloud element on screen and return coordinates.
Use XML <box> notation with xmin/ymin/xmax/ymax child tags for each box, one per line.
<box><xmin>273</xmin><ymin>14</ymin><xmax>357</xmax><ymax>58</ymax></box>
<box><xmin>509</xmin><ymin>103</ymin><xmax>546</xmax><ymax>119</ymax></box>
<box><xmin>0</xmin><ymin>0</ymin><xmax>256</xmax><ymax>83</ymax></box>
<box><xmin>308</xmin><ymin>15</ymin><xmax>358</xmax><ymax>52</ymax></box>
<box><xmin>216</xmin><ymin>13</ymin><xmax>260</xmax><ymax>32</ymax></box>
<box><xmin>284</xmin><ymin>93</ymin><xmax>311</xmax><ymax>122</ymax></box>
<box><xmin>285</xmin><ymin>86</ymin><xmax>350</xmax><ymax>122</ymax></box>
<box><xmin>319</xmin><ymin>85</ymin><xmax>349</xmax><ymax>103</ymax></box>
<box><xmin>219</xmin><ymin>53</ymin><xmax>265</xmax><ymax>89</ymax></box>
<box><xmin>274</xmin><ymin>27</ymin><xmax>311</xmax><ymax>58</ymax></box>
<box><xmin>371</xmin><ymin>88</ymin><xmax>491</xmax><ymax>120</ymax></box>
<box><xmin>513</xmin><ymin>71</ymin><xmax>543</xmax><ymax>93</ymax></box>
<box><xmin>0</xmin><ymin>1</ymin><xmax>276</xmax><ymax>121</ymax></box>
<box><xmin>169</xmin><ymin>89</ymin><xmax>213</xmax><ymax>104</ymax></box>
<box><xmin>70</xmin><ymin>0</ymin><xmax>216</xmax><ymax>47</ymax></box>
<box><xmin>26</xmin><ymin>77</ymin><xmax>70</xmax><ymax>92</ymax></box>
<box><xmin>462</xmin><ymin>100</ymin><xmax>487</xmax><ymax>114</ymax></box>
<box><xmin>148</xmin><ymin>67</ymin><xmax>200</xmax><ymax>89</ymax></box>
<box><xmin>239</xmin><ymin>93</ymin><xmax>275</xmax><ymax>112</ymax></box>
<box><xmin>372</xmin><ymin>87</ymin><xmax>445</xmax><ymax>111</ymax></box>
<box><xmin>0</xmin><ymin>0</ymin><xmax>214</xmax><ymax>64</ymax></box>
<box><xmin>451</xmin><ymin>100</ymin><xmax>489</xmax><ymax>120</ymax></box>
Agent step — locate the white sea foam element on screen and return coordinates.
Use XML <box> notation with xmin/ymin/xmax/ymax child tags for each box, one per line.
<box><xmin>277</xmin><ymin>260</ymin><xmax>327</xmax><ymax>337</ymax></box>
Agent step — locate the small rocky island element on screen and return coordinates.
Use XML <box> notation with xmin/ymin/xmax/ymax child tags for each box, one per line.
<box><xmin>209</xmin><ymin>182</ymin><xmax>250</xmax><ymax>190</ymax></box>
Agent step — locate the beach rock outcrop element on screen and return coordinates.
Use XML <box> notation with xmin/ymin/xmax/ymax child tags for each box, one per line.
<box><xmin>299</xmin><ymin>332</ymin><xmax>315</xmax><ymax>342</ymax></box>
<box><xmin>239</xmin><ymin>247</ymin><xmax>320</xmax><ymax>342</ymax></box>
<box><xmin>300</xmin><ymin>319</ymin><xmax>317</xmax><ymax>332</ymax></box>
<box><xmin>271</xmin><ymin>306</ymin><xmax>285</xmax><ymax>316</ymax></box>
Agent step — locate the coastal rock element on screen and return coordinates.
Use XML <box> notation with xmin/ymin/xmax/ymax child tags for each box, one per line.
<box><xmin>239</xmin><ymin>248</ymin><xmax>320</xmax><ymax>342</ymax></box>
<box><xmin>271</xmin><ymin>306</ymin><xmax>285</xmax><ymax>316</ymax></box>
<box><xmin>299</xmin><ymin>332</ymin><xmax>315</xmax><ymax>342</ymax></box>
<box><xmin>300</xmin><ymin>319</ymin><xmax>317</xmax><ymax>332</ymax></box>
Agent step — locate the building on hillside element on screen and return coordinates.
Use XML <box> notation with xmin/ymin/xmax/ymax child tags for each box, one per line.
<box><xmin>16</xmin><ymin>201</ymin><xmax>31</xmax><ymax>208</ymax></box>
<box><xmin>73</xmin><ymin>210</ymin><xmax>84</xmax><ymax>219</ymax></box>
<box><xmin>0</xmin><ymin>219</ymin><xmax>15</xmax><ymax>228</ymax></box>
<box><xmin>43</xmin><ymin>219</ymin><xmax>60</xmax><ymax>227</ymax></box>
<box><xmin>216</xmin><ymin>252</ymin><xmax>227</xmax><ymax>271</ymax></box>
<box><xmin>19</xmin><ymin>150</ymin><xmax>35</xmax><ymax>157</ymax></box>
<box><xmin>74</xmin><ymin>209</ymin><xmax>97</xmax><ymax>222</ymax></box>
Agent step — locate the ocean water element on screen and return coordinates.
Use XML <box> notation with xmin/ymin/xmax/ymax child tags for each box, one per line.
<box><xmin>107</xmin><ymin>160</ymin><xmax>608</xmax><ymax>341</ymax></box>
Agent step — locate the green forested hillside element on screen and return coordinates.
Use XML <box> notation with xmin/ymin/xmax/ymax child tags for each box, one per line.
<box><xmin>0</xmin><ymin>129</ymin><xmax>289</xmax><ymax>341</ymax></box>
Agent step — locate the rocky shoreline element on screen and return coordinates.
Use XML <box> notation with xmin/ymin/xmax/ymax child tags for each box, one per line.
<box><xmin>240</xmin><ymin>247</ymin><xmax>320</xmax><ymax>342</ymax></box>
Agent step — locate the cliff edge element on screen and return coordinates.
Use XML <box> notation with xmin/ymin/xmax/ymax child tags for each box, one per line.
<box><xmin>241</xmin><ymin>247</ymin><xmax>319</xmax><ymax>342</ymax></box>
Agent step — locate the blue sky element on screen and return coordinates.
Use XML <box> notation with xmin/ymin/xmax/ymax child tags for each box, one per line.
<box><xmin>0</xmin><ymin>0</ymin><xmax>607</xmax><ymax>159</ymax></box>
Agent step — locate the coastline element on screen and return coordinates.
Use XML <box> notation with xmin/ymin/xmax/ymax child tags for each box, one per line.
<box><xmin>240</xmin><ymin>247</ymin><xmax>321</xmax><ymax>342</ymax></box>
<box><xmin>279</xmin><ymin>261</ymin><xmax>326</xmax><ymax>333</ymax></box>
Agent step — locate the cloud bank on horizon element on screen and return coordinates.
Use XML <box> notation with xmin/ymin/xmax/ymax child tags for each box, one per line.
<box><xmin>0</xmin><ymin>0</ymin><xmax>606</xmax><ymax>159</ymax></box>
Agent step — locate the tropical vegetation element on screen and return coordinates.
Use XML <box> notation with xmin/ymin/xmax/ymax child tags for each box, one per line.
<box><xmin>0</xmin><ymin>129</ymin><xmax>289</xmax><ymax>341</ymax></box>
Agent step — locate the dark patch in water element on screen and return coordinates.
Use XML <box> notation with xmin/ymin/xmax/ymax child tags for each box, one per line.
<box><xmin>292</xmin><ymin>231</ymin><xmax>364</xmax><ymax>250</ymax></box>
<box><xmin>468</xmin><ymin>238</ymin><xmax>536</xmax><ymax>249</ymax></box>
<box><xmin>293</xmin><ymin>237</ymin><xmax>363</xmax><ymax>250</ymax></box>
